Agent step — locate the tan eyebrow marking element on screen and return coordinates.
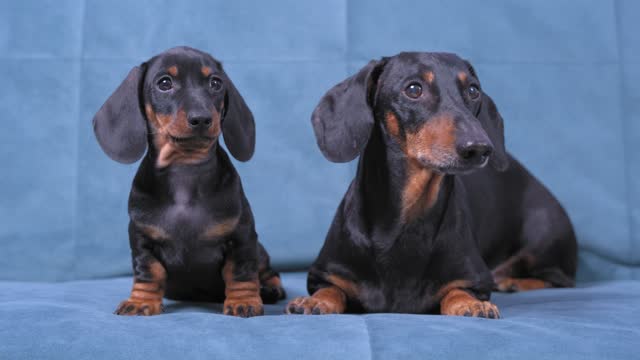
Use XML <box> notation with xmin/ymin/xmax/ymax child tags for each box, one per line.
<box><xmin>457</xmin><ymin>72</ymin><xmax>467</xmax><ymax>83</ymax></box>
<box><xmin>423</xmin><ymin>71</ymin><xmax>434</xmax><ymax>84</ymax></box>
<box><xmin>167</xmin><ymin>66</ymin><xmax>178</xmax><ymax>76</ymax></box>
<box><xmin>201</xmin><ymin>66</ymin><xmax>212</xmax><ymax>77</ymax></box>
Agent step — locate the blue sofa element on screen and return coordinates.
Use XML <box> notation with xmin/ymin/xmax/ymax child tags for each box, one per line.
<box><xmin>1</xmin><ymin>1</ymin><xmax>638</xmax><ymax>358</ymax></box>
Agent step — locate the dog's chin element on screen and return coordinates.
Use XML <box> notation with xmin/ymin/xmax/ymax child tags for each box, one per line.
<box><xmin>416</xmin><ymin>156</ymin><xmax>489</xmax><ymax>175</ymax></box>
<box><xmin>169</xmin><ymin>135</ymin><xmax>216</xmax><ymax>150</ymax></box>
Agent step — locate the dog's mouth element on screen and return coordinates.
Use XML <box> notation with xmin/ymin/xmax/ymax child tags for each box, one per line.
<box><xmin>414</xmin><ymin>155</ymin><xmax>489</xmax><ymax>175</ymax></box>
<box><xmin>169</xmin><ymin>135</ymin><xmax>216</xmax><ymax>149</ymax></box>
<box><xmin>444</xmin><ymin>155</ymin><xmax>489</xmax><ymax>174</ymax></box>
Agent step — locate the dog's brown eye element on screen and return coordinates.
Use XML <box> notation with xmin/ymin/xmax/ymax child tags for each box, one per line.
<box><xmin>209</xmin><ymin>76</ymin><xmax>223</xmax><ymax>91</ymax></box>
<box><xmin>405</xmin><ymin>83</ymin><xmax>422</xmax><ymax>99</ymax></box>
<box><xmin>468</xmin><ymin>85</ymin><xmax>480</xmax><ymax>100</ymax></box>
<box><xmin>157</xmin><ymin>76</ymin><xmax>173</xmax><ymax>91</ymax></box>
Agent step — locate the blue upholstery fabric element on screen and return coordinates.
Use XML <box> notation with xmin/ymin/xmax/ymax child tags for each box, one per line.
<box><xmin>1</xmin><ymin>2</ymin><xmax>639</xmax><ymax>358</ymax></box>
<box><xmin>0</xmin><ymin>0</ymin><xmax>638</xmax><ymax>281</ymax></box>
<box><xmin>1</xmin><ymin>273</ymin><xmax>639</xmax><ymax>359</ymax></box>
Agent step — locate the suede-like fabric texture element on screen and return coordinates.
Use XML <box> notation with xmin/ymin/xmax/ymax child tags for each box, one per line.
<box><xmin>1</xmin><ymin>2</ymin><xmax>639</xmax><ymax>357</ymax></box>
<box><xmin>1</xmin><ymin>273</ymin><xmax>639</xmax><ymax>360</ymax></box>
<box><xmin>1</xmin><ymin>1</ymin><xmax>639</xmax><ymax>281</ymax></box>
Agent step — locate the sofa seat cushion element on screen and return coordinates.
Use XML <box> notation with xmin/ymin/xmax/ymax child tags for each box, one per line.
<box><xmin>1</xmin><ymin>272</ymin><xmax>638</xmax><ymax>359</ymax></box>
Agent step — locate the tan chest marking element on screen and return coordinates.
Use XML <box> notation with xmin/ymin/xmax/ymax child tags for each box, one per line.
<box><xmin>155</xmin><ymin>142</ymin><xmax>211</xmax><ymax>168</ymax></box>
<box><xmin>400</xmin><ymin>115</ymin><xmax>454</xmax><ymax>221</ymax></box>
<box><xmin>401</xmin><ymin>161</ymin><xmax>444</xmax><ymax>222</ymax></box>
<box><xmin>203</xmin><ymin>217</ymin><xmax>240</xmax><ymax>239</ymax></box>
<box><xmin>136</xmin><ymin>222</ymin><xmax>171</xmax><ymax>241</ymax></box>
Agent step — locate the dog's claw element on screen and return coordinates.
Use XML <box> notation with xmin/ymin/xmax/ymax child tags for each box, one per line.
<box><xmin>223</xmin><ymin>298</ymin><xmax>263</xmax><ymax>317</ymax></box>
<box><xmin>285</xmin><ymin>296</ymin><xmax>344</xmax><ymax>315</ymax></box>
<box><xmin>115</xmin><ymin>299</ymin><xmax>163</xmax><ymax>316</ymax></box>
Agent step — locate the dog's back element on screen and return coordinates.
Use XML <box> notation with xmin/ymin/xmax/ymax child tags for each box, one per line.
<box><xmin>462</xmin><ymin>154</ymin><xmax>577</xmax><ymax>289</ymax></box>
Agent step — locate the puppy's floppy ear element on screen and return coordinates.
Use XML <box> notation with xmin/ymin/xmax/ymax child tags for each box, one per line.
<box><xmin>221</xmin><ymin>71</ymin><xmax>255</xmax><ymax>162</ymax></box>
<box><xmin>464</xmin><ymin>60</ymin><xmax>509</xmax><ymax>171</ymax></box>
<box><xmin>93</xmin><ymin>66</ymin><xmax>148</xmax><ymax>164</ymax></box>
<box><xmin>311</xmin><ymin>59</ymin><xmax>386</xmax><ymax>162</ymax></box>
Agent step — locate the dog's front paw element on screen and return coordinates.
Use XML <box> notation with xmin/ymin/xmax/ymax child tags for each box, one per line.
<box><xmin>115</xmin><ymin>299</ymin><xmax>163</xmax><ymax>316</ymax></box>
<box><xmin>223</xmin><ymin>297</ymin><xmax>264</xmax><ymax>317</ymax></box>
<box><xmin>440</xmin><ymin>289</ymin><xmax>500</xmax><ymax>319</ymax></box>
<box><xmin>285</xmin><ymin>296</ymin><xmax>344</xmax><ymax>315</ymax></box>
<box><xmin>441</xmin><ymin>298</ymin><xmax>500</xmax><ymax>319</ymax></box>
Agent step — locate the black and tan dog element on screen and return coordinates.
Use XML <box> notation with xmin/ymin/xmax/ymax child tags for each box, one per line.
<box><xmin>93</xmin><ymin>46</ymin><xmax>284</xmax><ymax>317</ymax></box>
<box><xmin>286</xmin><ymin>52</ymin><xmax>577</xmax><ymax>318</ymax></box>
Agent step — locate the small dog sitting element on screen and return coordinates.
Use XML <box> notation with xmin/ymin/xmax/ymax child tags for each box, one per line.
<box><xmin>93</xmin><ymin>46</ymin><xmax>285</xmax><ymax>317</ymax></box>
<box><xmin>286</xmin><ymin>52</ymin><xmax>577</xmax><ymax>318</ymax></box>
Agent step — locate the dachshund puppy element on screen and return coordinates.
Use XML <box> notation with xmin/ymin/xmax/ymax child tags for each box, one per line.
<box><xmin>93</xmin><ymin>46</ymin><xmax>285</xmax><ymax>317</ymax></box>
<box><xmin>287</xmin><ymin>52</ymin><xmax>577</xmax><ymax>318</ymax></box>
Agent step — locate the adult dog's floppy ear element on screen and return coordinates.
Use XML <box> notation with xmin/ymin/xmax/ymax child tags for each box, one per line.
<box><xmin>93</xmin><ymin>66</ymin><xmax>147</xmax><ymax>164</ymax></box>
<box><xmin>464</xmin><ymin>60</ymin><xmax>509</xmax><ymax>171</ymax></box>
<box><xmin>311</xmin><ymin>59</ymin><xmax>386</xmax><ymax>162</ymax></box>
<box><xmin>221</xmin><ymin>71</ymin><xmax>255</xmax><ymax>162</ymax></box>
<box><xmin>478</xmin><ymin>93</ymin><xmax>509</xmax><ymax>171</ymax></box>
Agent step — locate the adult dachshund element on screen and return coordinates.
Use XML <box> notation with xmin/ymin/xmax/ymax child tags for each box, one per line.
<box><xmin>287</xmin><ymin>52</ymin><xmax>577</xmax><ymax>318</ymax></box>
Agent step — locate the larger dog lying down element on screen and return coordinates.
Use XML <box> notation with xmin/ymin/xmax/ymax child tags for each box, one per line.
<box><xmin>287</xmin><ymin>52</ymin><xmax>577</xmax><ymax>318</ymax></box>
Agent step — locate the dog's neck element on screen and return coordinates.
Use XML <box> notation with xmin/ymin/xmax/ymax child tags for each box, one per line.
<box><xmin>354</xmin><ymin>124</ymin><xmax>451</xmax><ymax>234</ymax></box>
<box><xmin>139</xmin><ymin>140</ymin><xmax>225</xmax><ymax>194</ymax></box>
<box><xmin>151</xmin><ymin>133</ymin><xmax>217</xmax><ymax>169</ymax></box>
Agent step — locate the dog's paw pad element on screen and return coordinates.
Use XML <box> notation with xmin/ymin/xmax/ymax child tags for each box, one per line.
<box><xmin>223</xmin><ymin>298</ymin><xmax>264</xmax><ymax>317</ymax></box>
<box><xmin>442</xmin><ymin>298</ymin><xmax>500</xmax><ymax>319</ymax></box>
<box><xmin>285</xmin><ymin>296</ymin><xmax>342</xmax><ymax>315</ymax></box>
<box><xmin>114</xmin><ymin>299</ymin><xmax>163</xmax><ymax>316</ymax></box>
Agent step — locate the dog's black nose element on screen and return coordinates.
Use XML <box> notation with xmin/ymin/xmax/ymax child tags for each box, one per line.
<box><xmin>457</xmin><ymin>142</ymin><xmax>493</xmax><ymax>166</ymax></box>
<box><xmin>188</xmin><ymin>116</ymin><xmax>212</xmax><ymax>130</ymax></box>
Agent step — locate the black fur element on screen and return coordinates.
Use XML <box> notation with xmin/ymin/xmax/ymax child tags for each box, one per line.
<box><xmin>311</xmin><ymin>60</ymin><xmax>386</xmax><ymax>162</ymax></box>
<box><xmin>93</xmin><ymin>66</ymin><xmax>147</xmax><ymax>164</ymax></box>
<box><xmin>294</xmin><ymin>52</ymin><xmax>577</xmax><ymax>315</ymax></box>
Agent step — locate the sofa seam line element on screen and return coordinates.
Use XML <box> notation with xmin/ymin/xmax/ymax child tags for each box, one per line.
<box><xmin>612</xmin><ymin>0</ymin><xmax>635</xmax><ymax>265</ymax></box>
<box><xmin>69</xmin><ymin>0</ymin><xmax>87</xmax><ymax>281</ymax></box>
<box><xmin>362</xmin><ymin>316</ymin><xmax>374</xmax><ymax>360</ymax></box>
